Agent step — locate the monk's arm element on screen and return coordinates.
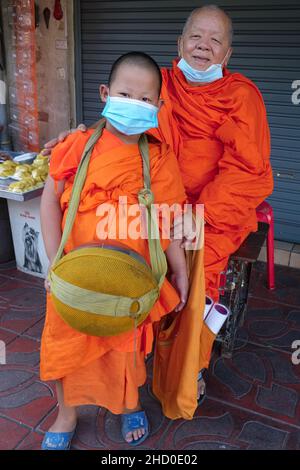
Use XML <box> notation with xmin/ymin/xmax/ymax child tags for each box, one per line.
<box><xmin>199</xmin><ymin>86</ymin><xmax>273</xmax><ymax>232</ymax></box>
<box><xmin>42</xmin><ymin>120</ymin><xmax>101</xmax><ymax>156</ymax></box>
<box><xmin>40</xmin><ymin>175</ymin><xmax>64</xmax><ymax>263</ymax></box>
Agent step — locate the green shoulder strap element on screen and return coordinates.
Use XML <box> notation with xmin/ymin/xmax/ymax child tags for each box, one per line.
<box><xmin>138</xmin><ymin>134</ymin><xmax>167</xmax><ymax>288</ymax></box>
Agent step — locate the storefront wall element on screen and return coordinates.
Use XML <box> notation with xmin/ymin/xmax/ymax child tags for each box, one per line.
<box><xmin>75</xmin><ymin>0</ymin><xmax>300</xmax><ymax>243</ymax></box>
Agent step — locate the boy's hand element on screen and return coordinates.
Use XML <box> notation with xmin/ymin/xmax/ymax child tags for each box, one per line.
<box><xmin>41</xmin><ymin>124</ymin><xmax>87</xmax><ymax>156</ymax></box>
<box><xmin>170</xmin><ymin>272</ymin><xmax>189</xmax><ymax>312</ymax></box>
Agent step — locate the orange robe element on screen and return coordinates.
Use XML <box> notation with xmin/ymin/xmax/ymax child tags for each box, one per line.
<box><xmin>40</xmin><ymin>128</ymin><xmax>186</xmax><ymax>413</ymax></box>
<box><xmin>151</xmin><ymin>60</ymin><xmax>274</xmax><ymax>301</ymax></box>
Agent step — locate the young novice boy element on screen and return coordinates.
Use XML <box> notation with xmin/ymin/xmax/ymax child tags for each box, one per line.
<box><xmin>40</xmin><ymin>52</ymin><xmax>188</xmax><ymax>449</ymax></box>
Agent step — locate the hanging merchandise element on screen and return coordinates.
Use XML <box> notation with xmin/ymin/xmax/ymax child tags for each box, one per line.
<box><xmin>43</xmin><ymin>7</ymin><xmax>50</xmax><ymax>29</ymax></box>
<box><xmin>53</xmin><ymin>0</ymin><xmax>63</xmax><ymax>21</ymax></box>
<box><xmin>8</xmin><ymin>0</ymin><xmax>39</xmax><ymax>151</ymax></box>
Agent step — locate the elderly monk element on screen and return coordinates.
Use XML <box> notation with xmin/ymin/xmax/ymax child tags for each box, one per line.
<box><xmin>152</xmin><ymin>5</ymin><xmax>273</xmax><ymax>299</ymax></box>
<box><xmin>44</xmin><ymin>5</ymin><xmax>273</xmax><ymax>407</ymax></box>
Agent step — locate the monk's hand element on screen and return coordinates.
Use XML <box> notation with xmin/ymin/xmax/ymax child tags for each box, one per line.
<box><xmin>171</xmin><ymin>214</ymin><xmax>197</xmax><ymax>250</ymax></box>
<box><xmin>170</xmin><ymin>272</ymin><xmax>189</xmax><ymax>312</ymax></box>
<box><xmin>41</xmin><ymin>124</ymin><xmax>87</xmax><ymax>157</ymax></box>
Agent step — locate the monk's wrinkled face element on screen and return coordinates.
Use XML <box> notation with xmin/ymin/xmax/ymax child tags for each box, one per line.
<box><xmin>178</xmin><ymin>10</ymin><xmax>232</xmax><ymax>70</ymax></box>
<box><xmin>100</xmin><ymin>63</ymin><xmax>162</xmax><ymax>108</ymax></box>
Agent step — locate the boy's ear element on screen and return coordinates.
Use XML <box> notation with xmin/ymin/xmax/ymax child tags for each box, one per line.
<box><xmin>99</xmin><ymin>84</ymin><xmax>109</xmax><ymax>102</ymax></box>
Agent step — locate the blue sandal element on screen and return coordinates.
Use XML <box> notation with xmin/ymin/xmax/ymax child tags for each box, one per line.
<box><xmin>121</xmin><ymin>410</ymin><xmax>149</xmax><ymax>446</ymax></box>
<box><xmin>41</xmin><ymin>430</ymin><xmax>75</xmax><ymax>450</ymax></box>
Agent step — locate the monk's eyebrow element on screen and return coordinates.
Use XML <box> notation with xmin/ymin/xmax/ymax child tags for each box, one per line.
<box><xmin>189</xmin><ymin>30</ymin><xmax>201</xmax><ymax>36</ymax></box>
<box><xmin>189</xmin><ymin>29</ymin><xmax>223</xmax><ymax>38</ymax></box>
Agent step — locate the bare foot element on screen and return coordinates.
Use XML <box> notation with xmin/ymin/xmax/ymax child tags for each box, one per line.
<box><xmin>197</xmin><ymin>377</ymin><xmax>206</xmax><ymax>401</ymax></box>
<box><xmin>48</xmin><ymin>406</ymin><xmax>77</xmax><ymax>433</ymax></box>
<box><xmin>122</xmin><ymin>404</ymin><xmax>146</xmax><ymax>444</ymax></box>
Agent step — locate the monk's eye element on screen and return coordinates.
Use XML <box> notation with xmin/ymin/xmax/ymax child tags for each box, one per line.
<box><xmin>192</xmin><ymin>35</ymin><xmax>201</xmax><ymax>39</ymax></box>
<box><xmin>212</xmin><ymin>38</ymin><xmax>221</xmax><ymax>44</ymax></box>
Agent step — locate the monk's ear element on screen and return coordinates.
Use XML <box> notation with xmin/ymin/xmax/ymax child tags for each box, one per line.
<box><xmin>177</xmin><ymin>36</ymin><xmax>183</xmax><ymax>58</ymax></box>
<box><xmin>99</xmin><ymin>84</ymin><xmax>109</xmax><ymax>103</ymax></box>
<box><xmin>224</xmin><ymin>48</ymin><xmax>233</xmax><ymax>67</ymax></box>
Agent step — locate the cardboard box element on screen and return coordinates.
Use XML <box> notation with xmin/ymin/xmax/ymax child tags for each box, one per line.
<box><xmin>7</xmin><ymin>196</ymin><xmax>48</xmax><ymax>278</ymax></box>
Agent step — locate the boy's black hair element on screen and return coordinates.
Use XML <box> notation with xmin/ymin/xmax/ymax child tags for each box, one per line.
<box><xmin>108</xmin><ymin>52</ymin><xmax>162</xmax><ymax>95</ymax></box>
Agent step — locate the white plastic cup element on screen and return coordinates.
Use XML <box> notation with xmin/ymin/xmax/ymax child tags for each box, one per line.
<box><xmin>204</xmin><ymin>295</ymin><xmax>214</xmax><ymax>319</ymax></box>
<box><xmin>204</xmin><ymin>303</ymin><xmax>229</xmax><ymax>334</ymax></box>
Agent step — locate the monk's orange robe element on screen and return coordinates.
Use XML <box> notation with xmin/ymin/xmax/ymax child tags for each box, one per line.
<box><xmin>40</xmin><ymin>128</ymin><xmax>186</xmax><ymax>414</ymax></box>
<box><xmin>151</xmin><ymin>60</ymin><xmax>274</xmax><ymax>301</ymax></box>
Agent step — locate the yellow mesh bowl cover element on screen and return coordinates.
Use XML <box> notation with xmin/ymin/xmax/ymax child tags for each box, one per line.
<box><xmin>51</xmin><ymin>247</ymin><xmax>158</xmax><ymax>336</ymax></box>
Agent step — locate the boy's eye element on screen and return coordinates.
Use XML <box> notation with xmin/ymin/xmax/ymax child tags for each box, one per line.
<box><xmin>120</xmin><ymin>92</ymin><xmax>130</xmax><ymax>98</ymax></box>
<box><xmin>142</xmin><ymin>97</ymin><xmax>151</xmax><ymax>103</ymax></box>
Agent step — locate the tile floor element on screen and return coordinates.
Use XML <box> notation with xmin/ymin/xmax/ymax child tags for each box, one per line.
<box><xmin>0</xmin><ymin>260</ymin><xmax>299</xmax><ymax>450</ymax></box>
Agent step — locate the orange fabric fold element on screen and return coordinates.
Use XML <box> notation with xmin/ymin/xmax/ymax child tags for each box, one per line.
<box><xmin>40</xmin><ymin>129</ymin><xmax>186</xmax><ymax>412</ymax></box>
<box><xmin>156</xmin><ymin>61</ymin><xmax>273</xmax><ymax>232</ymax></box>
<box><xmin>150</xmin><ymin>60</ymin><xmax>273</xmax><ymax>301</ymax></box>
<box><xmin>153</xmin><ymin>221</ymin><xmax>207</xmax><ymax>419</ymax></box>
<box><xmin>153</xmin><ymin>218</ymin><xmax>216</xmax><ymax>420</ymax></box>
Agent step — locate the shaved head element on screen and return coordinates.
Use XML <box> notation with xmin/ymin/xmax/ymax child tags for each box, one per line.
<box><xmin>108</xmin><ymin>51</ymin><xmax>162</xmax><ymax>94</ymax></box>
<box><xmin>100</xmin><ymin>51</ymin><xmax>163</xmax><ymax>112</ymax></box>
<box><xmin>182</xmin><ymin>5</ymin><xmax>233</xmax><ymax>46</ymax></box>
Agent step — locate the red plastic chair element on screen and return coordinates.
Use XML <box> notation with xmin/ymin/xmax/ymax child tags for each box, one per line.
<box><xmin>256</xmin><ymin>201</ymin><xmax>275</xmax><ymax>290</ymax></box>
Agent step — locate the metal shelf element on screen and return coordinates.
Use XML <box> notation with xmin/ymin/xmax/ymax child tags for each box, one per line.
<box><xmin>0</xmin><ymin>178</ymin><xmax>43</xmax><ymax>201</ymax></box>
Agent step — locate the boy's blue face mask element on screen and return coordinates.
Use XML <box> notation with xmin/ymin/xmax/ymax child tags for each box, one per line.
<box><xmin>102</xmin><ymin>96</ymin><xmax>159</xmax><ymax>135</ymax></box>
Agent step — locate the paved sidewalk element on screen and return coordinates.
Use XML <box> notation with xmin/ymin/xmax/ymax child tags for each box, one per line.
<box><xmin>0</xmin><ymin>260</ymin><xmax>299</xmax><ymax>450</ymax></box>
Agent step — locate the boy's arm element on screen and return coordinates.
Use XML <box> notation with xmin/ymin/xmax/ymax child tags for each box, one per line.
<box><xmin>40</xmin><ymin>175</ymin><xmax>64</xmax><ymax>264</ymax></box>
<box><xmin>165</xmin><ymin>239</ymin><xmax>188</xmax><ymax>312</ymax></box>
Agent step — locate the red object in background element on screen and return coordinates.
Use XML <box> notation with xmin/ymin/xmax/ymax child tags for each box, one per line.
<box><xmin>12</xmin><ymin>0</ymin><xmax>39</xmax><ymax>152</ymax></box>
<box><xmin>53</xmin><ymin>0</ymin><xmax>63</xmax><ymax>21</ymax></box>
<box><xmin>256</xmin><ymin>201</ymin><xmax>275</xmax><ymax>290</ymax></box>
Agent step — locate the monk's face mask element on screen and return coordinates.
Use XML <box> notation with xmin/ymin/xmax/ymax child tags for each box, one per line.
<box><xmin>101</xmin><ymin>96</ymin><xmax>159</xmax><ymax>135</ymax></box>
<box><xmin>177</xmin><ymin>49</ymin><xmax>231</xmax><ymax>84</ymax></box>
